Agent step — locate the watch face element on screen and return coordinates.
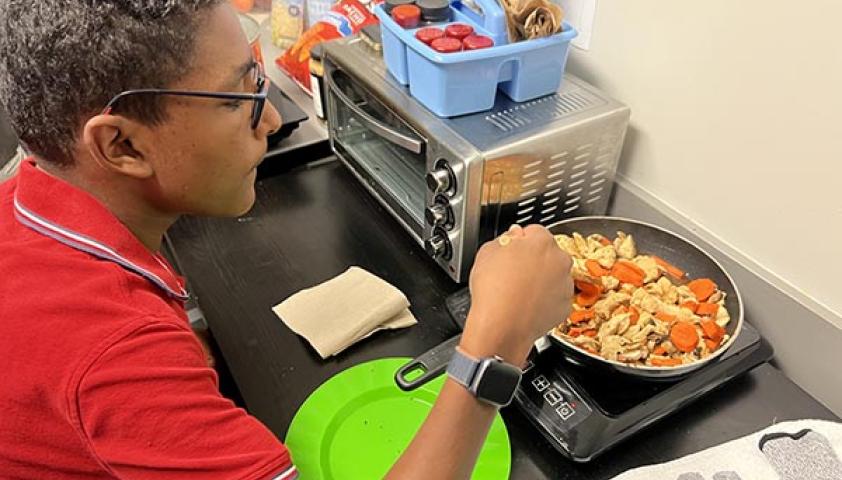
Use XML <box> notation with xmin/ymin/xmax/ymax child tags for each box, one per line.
<box><xmin>475</xmin><ymin>361</ymin><xmax>522</xmax><ymax>406</ymax></box>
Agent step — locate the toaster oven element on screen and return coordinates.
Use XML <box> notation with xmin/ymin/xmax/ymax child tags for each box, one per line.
<box><xmin>323</xmin><ymin>36</ymin><xmax>630</xmax><ymax>282</ymax></box>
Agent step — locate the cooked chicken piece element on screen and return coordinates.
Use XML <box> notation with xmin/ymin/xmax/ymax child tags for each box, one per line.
<box><xmin>715</xmin><ymin>304</ymin><xmax>731</xmax><ymax>327</ymax></box>
<box><xmin>570</xmin><ymin>334</ymin><xmax>599</xmax><ymax>350</ymax></box>
<box><xmin>661</xmin><ymin>303</ymin><xmax>681</xmax><ymax>317</ymax></box>
<box><xmin>651</xmin><ymin>317</ymin><xmax>671</xmax><ymax>337</ymax></box>
<box><xmin>601</xmin><ymin>275</ymin><xmax>620</xmax><ymax>291</ymax></box>
<box><xmin>624</xmin><ymin>323</ymin><xmax>655</xmax><ymax>344</ymax></box>
<box><xmin>570</xmin><ymin>258</ymin><xmax>594</xmax><ymax>282</ymax></box>
<box><xmin>618</xmin><ymin>349</ymin><xmax>648</xmax><ymax>363</ymax></box>
<box><xmin>620</xmin><ymin>282</ymin><xmax>637</xmax><ymax>295</ymax></box>
<box><xmin>554</xmin><ymin>234</ymin><xmax>580</xmax><ymax>257</ymax></box>
<box><xmin>614</xmin><ymin>231</ymin><xmax>637</xmax><ymax>259</ymax></box>
<box><xmin>573</xmin><ymin>232</ymin><xmax>591</xmax><ymax>257</ymax></box>
<box><xmin>587</xmin><ymin>235</ymin><xmax>605</xmax><ymax>255</ymax></box>
<box><xmin>658</xmin><ymin>277</ymin><xmax>679</xmax><ymax>304</ymax></box>
<box><xmin>594</xmin><ymin>292</ymin><xmax>631</xmax><ymax>319</ymax></box>
<box><xmin>589</xmin><ymin>245</ymin><xmax>617</xmax><ymax>268</ymax></box>
<box><xmin>600</xmin><ymin>335</ymin><xmax>629</xmax><ymax>361</ymax></box>
<box><xmin>708</xmin><ymin>290</ymin><xmax>724</xmax><ymax>303</ymax></box>
<box><xmin>644</xmin><ymin>276</ymin><xmax>678</xmax><ymax>304</ymax></box>
<box><xmin>676</xmin><ymin>285</ymin><xmax>697</xmax><ymax>304</ymax></box>
<box><xmin>598</xmin><ymin>312</ymin><xmax>632</xmax><ymax>340</ymax></box>
<box><xmin>661</xmin><ymin>340</ymin><xmax>677</xmax><ymax>355</ymax></box>
<box><xmin>676</xmin><ymin>306</ymin><xmax>698</xmax><ymax>323</ymax></box>
<box><xmin>634</xmin><ymin>255</ymin><xmax>661</xmax><ymax>283</ymax></box>
<box><xmin>631</xmin><ymin>288</ymin><xmax>662</xmax><ymax>314</ymax></box>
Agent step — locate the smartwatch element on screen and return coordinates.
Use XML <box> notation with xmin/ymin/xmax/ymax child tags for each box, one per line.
<box><xmin>446</xmin><ymin>347</ymin><xmax>522</xmax><ymax>407</ymax></box>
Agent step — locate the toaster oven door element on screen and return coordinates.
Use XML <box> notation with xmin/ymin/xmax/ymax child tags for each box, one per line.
<box><xmin>326</xmin><ymin>65</ymin><xmax>428</xmax><ymax>242</ymax></box>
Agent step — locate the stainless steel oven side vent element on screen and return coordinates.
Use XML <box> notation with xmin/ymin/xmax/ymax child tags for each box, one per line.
<box><xmin>513</xmin><ymin>129</ymin><xmax>622</xmax><ymax>227</ymax></box>
<box><xmin>483</xmin><ymin>89</ymin><xmax>603</xmax><ymax>134</ymax></box>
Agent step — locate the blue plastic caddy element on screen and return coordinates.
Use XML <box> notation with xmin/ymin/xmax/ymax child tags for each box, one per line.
<box><xmin>376</xmin><ymin>0</ymin><xmax>577</xmax><ymax>117</ymax></box>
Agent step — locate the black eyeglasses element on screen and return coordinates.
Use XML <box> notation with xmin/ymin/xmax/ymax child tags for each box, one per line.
<box><xmin>101</xmin><ymin>61</ymin><xmax>268</xmax><ymax>129</ymax></box>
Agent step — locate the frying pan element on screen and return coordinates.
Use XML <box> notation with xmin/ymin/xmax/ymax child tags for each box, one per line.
<box><xmin>396</xmin><ymin>216</ymin><xmax>744</xmax><ymax>389</ymax></box>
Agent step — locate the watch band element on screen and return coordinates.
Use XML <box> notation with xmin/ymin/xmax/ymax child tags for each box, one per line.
<box><xmin>447</xmin><ymin>347</ymin><xmax>522</xmax><ymax>407</ymax></box>
<box><xmin>447</xmin><ymin>347</ymin><xmax>481</xmax><ymax>390</ymax></box>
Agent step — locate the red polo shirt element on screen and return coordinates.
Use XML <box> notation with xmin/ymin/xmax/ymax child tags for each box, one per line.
<box><xmin>0</xmin><ymin>161</ymin><xmax>297</xmax><ymax>480</ymax></box>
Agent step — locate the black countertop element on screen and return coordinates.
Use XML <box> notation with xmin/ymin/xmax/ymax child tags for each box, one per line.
<box><xmin>167</xmin><ymin>158</ymin><xmax>838</xmax><ymax>479</ymax></box>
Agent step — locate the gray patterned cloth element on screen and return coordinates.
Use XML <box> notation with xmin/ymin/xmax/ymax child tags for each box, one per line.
<box><xmin>612</xmin><ymin>420</ymin><xmax>842</xmax><ymax>480</ymax></box>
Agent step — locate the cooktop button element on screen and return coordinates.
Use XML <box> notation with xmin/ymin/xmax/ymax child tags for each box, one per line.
<box><xmin>532</xmin><ymin>375</ymin><xmax>550</xmax><ymax>392</ymax></box>
<box><xmin>544</xmin><ymin>388</ymin><xmax>563</xmax><ymax>407</ymax></box>
<box><xmin>556</xmin><ymin>402</ymin><xmax>575</xmax><ymax>421</ymax></box>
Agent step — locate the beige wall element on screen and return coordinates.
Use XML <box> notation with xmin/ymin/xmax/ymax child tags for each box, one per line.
<box><xmin>565</xmin><ymin>0</ymin><xmax>842</xmax><ymax>323</ymax></box>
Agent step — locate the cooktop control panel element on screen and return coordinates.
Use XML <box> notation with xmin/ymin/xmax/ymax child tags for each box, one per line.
<box><xmin>515</xmin><ymin>363</ymin><xmax>592</xmax><ymax>450</ymax></box>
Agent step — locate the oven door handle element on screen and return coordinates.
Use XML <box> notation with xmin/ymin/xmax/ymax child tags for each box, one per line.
<box><xmin>326</xmin><ymin>68</ymin><xmax>425</xmax><ymax>155</ymax></box>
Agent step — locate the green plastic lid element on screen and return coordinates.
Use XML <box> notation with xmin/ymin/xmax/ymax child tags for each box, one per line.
<box><xmin>285</xmin><ymin>357</ymin><xmax>511</xmax><ymax>479</ymax></box>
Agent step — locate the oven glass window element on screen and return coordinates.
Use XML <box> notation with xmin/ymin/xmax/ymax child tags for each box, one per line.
<box><xmin>328</xmin><ymin>68</ymin><xmax>427</xmax><ymax>237</ymax></box>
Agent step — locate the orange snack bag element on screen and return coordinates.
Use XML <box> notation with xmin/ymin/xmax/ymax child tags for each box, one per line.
<box><xmin>276</xmin><ymin>0</ymin><xmax>380</xmax><ymax>92</ymax></box>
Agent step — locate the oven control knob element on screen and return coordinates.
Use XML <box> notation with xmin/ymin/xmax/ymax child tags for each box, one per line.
<box><xmin>426</xmin><ymin>168</ymin><xmax>452</xmax><ymax>194</ymax></box>
<box><xmin>425</xmin><ymin>232</ymin><xmax>449</xmax><ymax>258</ymax></box>
<box><xmin>425</xmin><ymin>204</ymin><xmax>448</xmax><ymax>226</ymax></box>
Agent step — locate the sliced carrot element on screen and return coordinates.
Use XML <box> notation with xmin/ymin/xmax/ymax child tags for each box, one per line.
<box><xmin>680</xmin><ymin>301</ymin><xmax>699</xmax><ymax>313</ymax></box>
<box><xmin>582</xmin><ymin>346</ymin><xmax>599</xmax><ymax>355</ymax></box>
<box><xmin>651</xmin><ymin>357</ymin><xmax>683</xmax><ymax>367</ymax></box>
<box><xmin>598</xmin><ymin>237</ymin><xmax>612</xmax><ymax>246</ymax></box>
<box><xmin>700</xmin><ymin>319</ymin><xmax>725</xmax><ymax>342</ymax></box>
<box><xmin>704</xmin><ymin>338</ymin><xmax>721</xmax><ymax>351</ymax></box>
<box><xmin>653</xmin><ymin>345</ymin><xmax>667</xmax><ymax>356</ymax></box>
<box><xmin>617</xmin><ymin>260</ymin><xmax>645</xmax><ymax>278</ymax></box>
<box><xmin>575</xmin><ymin>280</ymin><xmax>602</xmax><ymax>296</ymax></box>
<box><xmin>582</xmin><ymin>329</ymin><xmax>597</xmax><ymax>337</ymax></box>
<box><xmin>569</xmin><ymin>309</ymin><xmax>595</xmax><ymax>324</ymax></box>
<box><xmin>653</xmin><ymin>256</ymin><xmax>686</xmax><ymax>279</ymax></box>
<box><xmin>629</xmin><ymin>306</ymin><xmax>641</xmax><ymax>325</ymax></box>
<box><xmin>670</xmin><ymin>321</ymin><xmax>700</xmax><ymax>353</ymax></box>
<box><xmin>613</xmin><ymin>305</ymin><xmax>629</xmax><ymax>316</ymax></box>
<box><xmin>656</xmin><ymin>311</ymin><xmax>677</xmax><ymax>323</ymax></box>
<box><xmin>574</xmin><ymin>280</ymin><xmax>602</xmax><ymax>307</ymax></box>
<box><xmin>610</xmin><ymin>261</ymin><xmax>645</xmax><ymax>287</ymax></box>
<box><xmin>585</xmin><ymin>259</ymin><xmax>611</xmax><ymax>277</ymax></box>
<box><xmin>567</xmin><ymin>326</ymin><xmax>586</xmax><ymax>337</ymax></box>
<box><xmin>687</xmin><ymin>278</ymin><xmax>718</xmax><ymax>302</ymax></box>
<box><xmin>576</xmin><ymin>293</ymin><xmax>599</xmax><ymax>307</ymax></box>
<box><xmin>696</xmin><ymin>302</ymin><xmax>720</xmax><ymax>316</ymax></box>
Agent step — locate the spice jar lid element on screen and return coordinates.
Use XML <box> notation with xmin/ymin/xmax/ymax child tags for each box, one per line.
<box><xmin>384</xmin><ymin>0</ymin><xmax>415</xmax><ymax>14</ymax></box>
<box><xmin>415</xmin><ymin>27</ymin><xmax>445</xmax><ymax>45</ymax></box>
<box><xmin>430</xmin><ymin>36</ymin><xmax>462</xmax><ymax>53</ymax></box>
<box><xmin>462</xmin><ymin>34</ymin><xmax>494</xmax><ymax>50</ymax></box>
<box><xmin>444</xmin><ymin>23</ymin><xmax>473</xmax><ymax>40</ymax></box>
<box><xmin>416</xmin><ymin>0</ymin><xmax>451</xmax><ymax>22</ymax></box>
<box><xmin>391</xmin><ymin>4</ymin><xmax>422</xmax><ymax>28</ymax></box>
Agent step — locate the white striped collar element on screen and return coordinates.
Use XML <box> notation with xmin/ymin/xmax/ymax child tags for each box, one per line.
<box><xmin>12</xmin><ymin>160</ymin><xmax>188</xmax><ymax>301</ymax></box>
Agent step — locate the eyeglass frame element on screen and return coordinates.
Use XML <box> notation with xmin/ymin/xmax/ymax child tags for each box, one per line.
<box><xmin>100</xmin><ymin>61</ymin><xmax>268</xmax><ymax>130</ymax></box>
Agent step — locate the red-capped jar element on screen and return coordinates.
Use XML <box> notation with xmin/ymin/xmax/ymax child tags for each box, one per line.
<box><xmin>415</xmin><ymin>27</ymin><xmax>445</xmax><ymax>45</ymax></box>
<box><xmin>444</xmin><ymin>23</ymin><xmax>474</xmax><ymax>41</ymax></box>
<box><xmin>462</xmin><ymin>34</ymin><xmax>494</xmax><ymax>50</ymax></box>
<box><xmin>430</xmin><ymin>37</ymin><xmax>462</xmax><ymax>53</ymax></box>
<box><xmin>392</xmin><ymin>4</ymin><xmax>421</xmax><ymax>28</ymax></box>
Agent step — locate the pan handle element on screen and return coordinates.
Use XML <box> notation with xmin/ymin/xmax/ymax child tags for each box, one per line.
<box><xmin>395</xmin><ymin>335</ymin><xmax>461</xmax><ymax>391</ymax></box>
